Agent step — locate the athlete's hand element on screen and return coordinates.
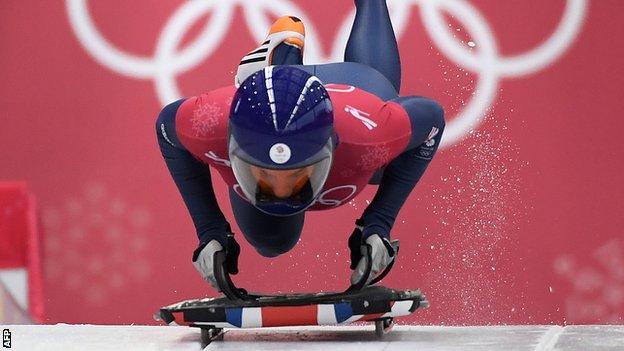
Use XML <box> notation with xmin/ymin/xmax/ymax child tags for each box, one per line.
<box><xmin>192</xmin><ymin>234</ymin><xmax>240</xmax><ymax>290</ymax></box>
<box><xmin>349</xmin><ymin>225</ymin><xmax>396</xmax><ymax>287</ymax></box>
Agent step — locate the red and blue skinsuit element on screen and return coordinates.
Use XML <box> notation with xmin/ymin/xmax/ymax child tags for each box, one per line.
<box><xmin>157</xmin><ymin>1</ymin><xmax>445</xmax><ymax>257</ymax></box>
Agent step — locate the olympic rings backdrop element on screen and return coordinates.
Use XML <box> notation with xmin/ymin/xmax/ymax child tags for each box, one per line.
<box><xmin>2</xmin><ymin>0</ymin><xmax>623</xmax><ymax>325</ymax></box>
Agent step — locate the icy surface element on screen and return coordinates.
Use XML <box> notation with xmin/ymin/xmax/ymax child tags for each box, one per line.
<box><xmin>4</xmin><ymin>325</ymin><xmax>203</xmax><ymax>351</ymax></box>
<box><xmin>2</xmin><ymin>325</ymin><xmax>623</xmax><ymax>351</ymax></box>
<box><xmin>553</xmin><ymin>326</ymin><xmax>624</xmax><ymax>351</ymax></box>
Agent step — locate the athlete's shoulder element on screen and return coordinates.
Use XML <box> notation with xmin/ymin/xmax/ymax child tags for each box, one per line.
<box><xmin>326</xmin><ymin>84</ymin><xmax>410</xmax><ymax>146</ymax></box>
<box><xmin>175</xmin><ymin>85</ymin><xmax>236</xmax><ymax>141</ymax></box>
<box><xmin>173</xmin><ymin>85</ymin><xmax>236</xmax><ymax>159</ymax></box>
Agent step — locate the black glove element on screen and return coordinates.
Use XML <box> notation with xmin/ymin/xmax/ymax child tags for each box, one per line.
<box><xmin>348</xmin><ymin>219</ymin><xmax>366</xmax><ymax>270</ymax></box>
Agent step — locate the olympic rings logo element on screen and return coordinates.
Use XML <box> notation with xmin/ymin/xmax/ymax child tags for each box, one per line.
<box><xmin>315</xmin><ymin>185</ymin><xmax>358</xmax><ymax>207</ymax></box>
<box><xmin>66</xmin><ymin>0</ymin><xmax>587</xmax><ymax>148</ymax></box>
<box><xmin>232</xmin><ymin>184</ymin><xmax>357</xmax><ymax>207</ymax></box>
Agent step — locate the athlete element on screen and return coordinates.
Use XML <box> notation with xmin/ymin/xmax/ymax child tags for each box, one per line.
<box><xmin>156</xmin><ymin>0</ymin><xmax>445</xmax><ymax>291</ymax></box>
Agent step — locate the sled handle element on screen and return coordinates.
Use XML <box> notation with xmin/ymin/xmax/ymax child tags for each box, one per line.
<box><xmin>213</xmin><ymin>250</ymin><xmax>250</xmax><ymax>300</ymax></box>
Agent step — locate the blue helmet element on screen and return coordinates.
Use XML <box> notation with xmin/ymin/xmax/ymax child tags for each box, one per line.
<box><xmin>228</xmin><ymin>66</ymin><xmax>335</xmax><ymax>216</ymax></box>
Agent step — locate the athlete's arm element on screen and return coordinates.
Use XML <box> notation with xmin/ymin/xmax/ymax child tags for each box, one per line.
<box><xmin>156</xmin><ymin>99</ymin><xmax>231</xmax><ymax>246</ymax></box>
<box><xmin>359</xmin><ymin>97</ymin><xmax>445</xmax><ymax>239</ymax></box>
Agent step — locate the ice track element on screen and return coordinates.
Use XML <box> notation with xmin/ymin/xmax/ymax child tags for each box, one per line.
<box><xmin>3</xmin><ymin>324</ymin><xmax>623</xmax><ymax>350</ymax></box>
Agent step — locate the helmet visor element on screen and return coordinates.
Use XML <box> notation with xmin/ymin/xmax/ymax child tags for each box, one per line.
<box><xmin>229</xmin><ymin>138</ymin><xmax>333</xmax><ymax>215</ymax></box>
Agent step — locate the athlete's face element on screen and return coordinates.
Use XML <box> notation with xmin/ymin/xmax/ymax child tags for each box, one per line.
<box><xmin>250</xmin><ymin>165</ymin><xmax>314</xmax><ymax>199</ymax></box>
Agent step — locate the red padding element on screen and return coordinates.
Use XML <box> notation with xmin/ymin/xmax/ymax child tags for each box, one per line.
<box><xmin>0</xmin><ymin>182</ymin><xmax>29</xmax><ymax>267</ymax></box>
<box><xmin>0</xmin><ymin>182</ymin><xmax>45</xmax><ymax>322</ymax></box>
<box><xmin>261</xmin><ymin>305</ymin><xmax>318</xmax><ymax>327</ymax></box>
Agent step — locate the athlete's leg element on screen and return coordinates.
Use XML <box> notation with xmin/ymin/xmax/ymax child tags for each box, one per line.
<box><xmin>272</xmin><ymin>43</ymin><xmax>303</xmax><ymax>65</ymax></box>
<box><xmin>298</xmin><ymin>63</ymin><xmax>398</xmax><ymax>101</ymax></box>
<box><xmin>229</xmin><ymin>189</ymin><xmax>304</xmax><ymax>257</ymax></box>
<box><xmin>236</xmin><ymin>16</ymin><xmax>304</xmax><ymax>85</ymax></box>
<box><xmin>345</xmin><ymin>0</ymin><xmax>401</xmax><ymax>92</ymax></box>
<box><xmin>271</xmin><ymin>16</ymin><xmax>304</xmax><ymax>65</ymax></box>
